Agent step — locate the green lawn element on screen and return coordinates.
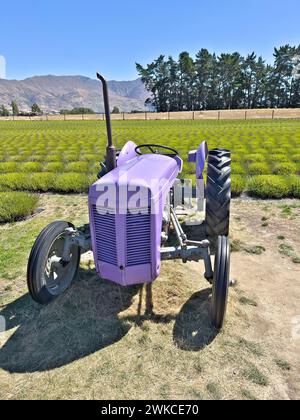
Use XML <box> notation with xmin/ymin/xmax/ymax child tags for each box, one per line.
<box><xmin>0</xmin><ymin>119</ymin><xmax>300</xmax><ymax>199</ymax></box>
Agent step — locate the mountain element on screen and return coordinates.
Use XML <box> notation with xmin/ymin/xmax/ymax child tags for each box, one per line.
<box><xmin>0</xmin><ymin>75</ymin><xmax>150</xmax><ymax>113</ymax></box>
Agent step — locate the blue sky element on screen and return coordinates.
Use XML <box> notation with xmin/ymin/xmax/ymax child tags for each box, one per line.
<box><xmin>0</xmin><ymin>0</ymin><xmax>299</xmax><ymax>81</ymax></box>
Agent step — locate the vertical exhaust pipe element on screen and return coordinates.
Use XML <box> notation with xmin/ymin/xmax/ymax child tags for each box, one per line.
<box><xmin>96</xmin><ymin>73</ymin><xmax>117</xmax><ymax>171</ymax></box>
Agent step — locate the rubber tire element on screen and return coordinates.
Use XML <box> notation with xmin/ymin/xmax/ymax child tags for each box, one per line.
<box><xmin>206</xmin><ymin>149</ymin><xmax>231</xmax><ymax>241</ymax></box>
<box><xmin>27</xmin><ymin>221</ymin><xmax>80</xmax><ymax>305</ymax></box>
<box><xmin>211</xmin><ymin>236</ymin><xmax>230</xmax><ymax>330</ymax></box>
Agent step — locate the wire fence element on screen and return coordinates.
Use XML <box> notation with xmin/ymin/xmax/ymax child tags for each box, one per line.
<box><xmin>1</xmin><ymin>108</ymin><xmax>300</xmax><ymax>122</ymax></box>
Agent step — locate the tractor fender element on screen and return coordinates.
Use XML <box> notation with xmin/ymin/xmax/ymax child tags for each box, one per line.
<box><xmin>188</xmin><ymin>141</ymin><xmax>208</xmax><ymax>179</ymax></box>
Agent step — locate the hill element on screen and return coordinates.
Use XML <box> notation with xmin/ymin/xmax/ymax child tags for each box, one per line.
<box><xmin>0</xmin><ymin>75</ymin><xmax>150</xmax><ymax>113</ymax></box>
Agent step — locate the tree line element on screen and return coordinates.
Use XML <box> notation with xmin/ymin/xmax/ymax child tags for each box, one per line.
<box><xmin>0</xmin><ymin>101</ymin><xmax>43</xmax><ymax>117</ymax></box>
<box><xmin>60</xmin><ymin>107</ymin><xmax>95</xmax><ymax>115</ymax></box>
<box><xmin>136</xmin><ymin>45</ymin><xmax>300</xmax><ymax>112</ymax></box>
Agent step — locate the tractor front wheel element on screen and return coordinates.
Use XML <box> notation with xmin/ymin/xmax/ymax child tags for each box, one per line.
<box><xmin>27</xmin><ymin>221</ymin><xmax>80</xmax><ymax>305</ymax></box>
<box><xmin>211</xmin><ymin>235</ymin><xmax>230</xmax><ymax>330</ymax></box>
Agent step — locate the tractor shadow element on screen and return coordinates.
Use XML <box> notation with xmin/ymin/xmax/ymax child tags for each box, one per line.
<box><xmin>173</xmin><ymin>288</ymin><xmax>218</xmax><ymax>351</ymax></box>
<box><xmin>0</xmin><ymin>268</ymin><xmax>141</xmax><ymax>373</ymax></box>
<box><xmin>124</xmin><ymin>286</ymin><xmax>218</xmax><ymax>352</ymax></box>
<box><xmin>183</xmin><ymin>221</ymin><xmax>207</xmax><ymax>241</ymax></box>
<box><xmin>0</xmin><ymin>274</ymin><xmax>217</xmax><ymax>373</ymax></box>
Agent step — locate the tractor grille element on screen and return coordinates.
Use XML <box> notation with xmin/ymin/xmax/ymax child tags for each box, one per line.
<box><xmin>93</xmin><ymin>206</ymin><xmax>117</xmax><ymax>266</ymax></box>
<box><xmin>126</xmin><ymin>210</ymin><xmax>151</xmax><ymax>267</ymax></box>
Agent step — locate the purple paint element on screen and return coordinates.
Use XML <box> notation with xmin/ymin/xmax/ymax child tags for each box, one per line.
<box><xmin>117</xmin><ymin>141</ymin><xmax>138</xmax><ymax>166</ymax></box>
<box><xmin>188</xmin><ymin>141</ymin><xmax>208</xmax><ymax>179</ymax></box>
<box><xmin>89</xmin><ymin>141</ymin><xmax>182</xmax><ymax>286</ymax></box>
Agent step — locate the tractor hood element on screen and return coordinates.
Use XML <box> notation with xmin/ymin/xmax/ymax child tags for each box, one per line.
<box><xmin>88</xmin><ymin>153</ymin><xmax>182</xmax><ymax>286</ymax></box>
<box><xmin>89</xmin><ymin>153</ymin><xmax>182</xmax><ymax>208</ymax></box>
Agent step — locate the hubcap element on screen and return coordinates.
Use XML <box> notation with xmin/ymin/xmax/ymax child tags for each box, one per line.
<box><xmin>44</xmin><ymin>235</ymin><xmax>78</xmax><ymax>295</ymax></box>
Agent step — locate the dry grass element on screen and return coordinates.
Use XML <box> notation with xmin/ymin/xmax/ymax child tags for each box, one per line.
<box><xmin>0</xmin><ymin>271</ymin><xmax>271</xmax><ymax>400</ymax></box>
<box><xmin>1</xmin><ymin>108</ymin><xmax>300</xmax><ymax>122</ymax></box>
<box><xmin>0</xmin><ymin>195</ymin><xmax>299</xmax><ymax>400</ymax></box>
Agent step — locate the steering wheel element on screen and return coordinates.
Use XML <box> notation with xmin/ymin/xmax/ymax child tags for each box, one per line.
<box><xmin>135</xmin><ymin>144</ymin><xmax>179</xmax><ymax>158</ymax></box>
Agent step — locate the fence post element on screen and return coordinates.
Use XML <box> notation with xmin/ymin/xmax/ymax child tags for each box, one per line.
<box><xmin>123</xmin><ymin>112</ymin><xmax>125</xmax><ymax>121</ymax></box>
<box><xmin>192</xmin><ymin>111</ymin><xmax>195</xmax><ymax>120</ymax></box>
<box><xmin>168</xmin><ymin>111</ymin><xmax>170</xmax><ymax>120</ymax></box>
<box><xmin>145</xmin><ymin>112</ymin><xmax>147</xmax><ymax>121</ymax></box>
<box><xmin>218</xmin><ymin>111</ymin><xmax>221</xmax><ymax>120</ymax></box>
<box><xmin>272</xmin><ymin>109</ymin><xmax>275</xmax><ymax>120</ymax></box>
<box><xmin>245</xmin><ymin>110</ymin><xmax>247</xmax><ymax>120</ymax></box>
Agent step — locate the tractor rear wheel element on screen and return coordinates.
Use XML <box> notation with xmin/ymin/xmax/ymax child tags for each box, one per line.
<box><xmin>27</xmin><ymin>221</ymin><xmax>80</xmax><ymax>305</ymax></box>
<box><xmin>211</xmin><ymin>235</ymin><xmax>230</xmax><ymax>330</ymax></box>
<box><xmin>205</xmin><ymin>149</ymin><xmax>231</xmax><ymax>243</ymax></box>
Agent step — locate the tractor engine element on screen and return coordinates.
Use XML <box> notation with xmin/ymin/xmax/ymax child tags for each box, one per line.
<box><xmin>89</xmin><ymin>150</ymin><xmax>181</xmax><ymax>286</ymax></box>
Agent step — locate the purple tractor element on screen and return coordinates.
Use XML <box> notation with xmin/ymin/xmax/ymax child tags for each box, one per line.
<box><xmin>27</xmin><ymin>74</ymin><xmax>231</xmax><ymax>330</ymax></box>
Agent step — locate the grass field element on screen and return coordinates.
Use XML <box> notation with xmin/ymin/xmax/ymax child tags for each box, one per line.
<box><xmin>0</xmin><ymin>119</ymin><xmax>300</xmax><ymax>186</ymax></box>
<box><xmin>0</xmin><ymin>119</ymin><xmax>300</xmax><ymax>221</ymax></box>
<box><xmin>1</xmin><ymin>119</ymin><xmax>299</xmax><ymax>399</ymax></box>
<box><xmin>0</xmin><ymin>195</ymin><xmax>299</xmax><ymax>400</ymax></box>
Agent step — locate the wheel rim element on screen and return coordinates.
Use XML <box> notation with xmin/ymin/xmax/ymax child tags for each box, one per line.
<box><xmin>43</xmin><ymin>233</ymin><xmax>79</xmax><ymax>296</ymax></box>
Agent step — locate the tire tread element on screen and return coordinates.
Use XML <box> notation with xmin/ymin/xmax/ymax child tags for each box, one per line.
<box><xmin>206</xmin><ymin>149</ymin><xmax>231</xmax><ymax>238</ymax></box>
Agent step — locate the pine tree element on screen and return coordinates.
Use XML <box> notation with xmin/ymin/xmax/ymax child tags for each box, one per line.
<box><xmin>31</xmin><ymin>103</ymin><xmax>42</xmax><ymax>115</ymax></box>
<box><xmin>11</xmin><ymin>100</ymin><xmax>19</xmax><ymax>116</ymax></box>
<box><xmin>0</xmin><ymin>105</ymin><xmax>9</xmax><ymax>116</ymax></box>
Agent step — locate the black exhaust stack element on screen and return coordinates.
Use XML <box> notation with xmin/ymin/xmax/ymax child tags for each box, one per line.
<box><xmin>97</xmin><ymin>73</ymin><xmax>117</xmax><ymax>171</ymax></box>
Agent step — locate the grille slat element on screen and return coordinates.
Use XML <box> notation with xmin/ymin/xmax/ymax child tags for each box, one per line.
<box><xmin>126</xmin><ymin>211</ymin><xmax>151</xmax><ymax>267</ymax></box>
<box><xmin>93</xmin><ymin>206</ymin><xmax>117</xmax><ymax>266</ymax></box>
<box><xmin>93</xmin><ymin>205</ymin><xmax>152</xmax><ymax>268</ymax></box>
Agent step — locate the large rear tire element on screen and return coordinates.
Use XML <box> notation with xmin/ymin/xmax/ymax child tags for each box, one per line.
<box><xmin>205</xmin><ymin>149</ymin><xmax>231</xmax><ymax>242</ymax></box>
<box><xmin>27</xmin><ymin>221</ymin><xmax>80</xmax><ymax>305</ymax></box>
<box><xmin>211</xmin><ymin>236</ymin><xmax>230</xmax><ymax>330</ymax></box>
